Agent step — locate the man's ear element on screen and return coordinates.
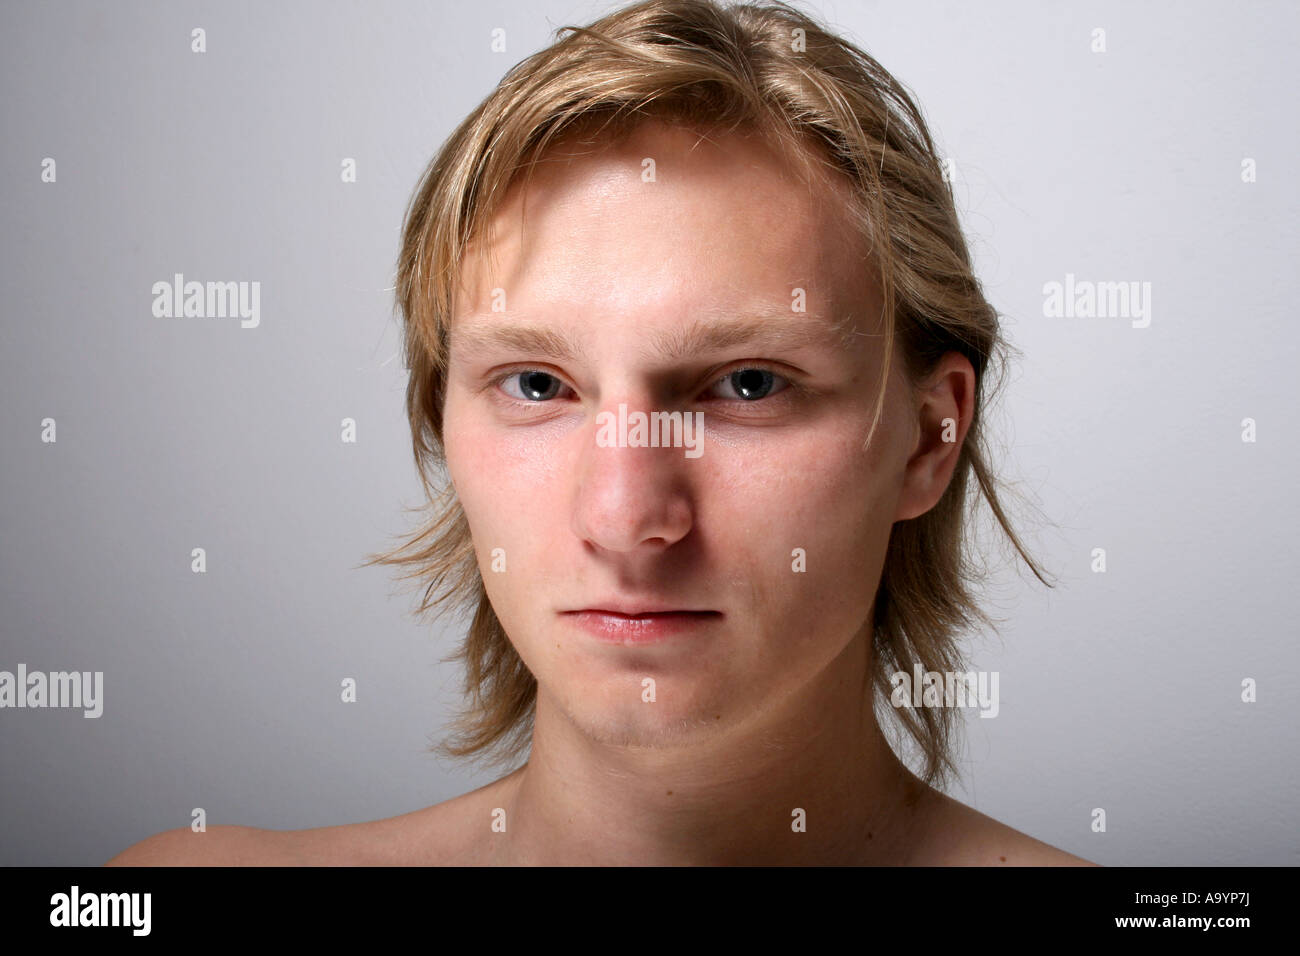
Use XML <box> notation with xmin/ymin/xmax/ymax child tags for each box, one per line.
<box><xmin>893</xmin><ymin>352</ymin><xmax>977</xmax><ymax>522</ymax></box>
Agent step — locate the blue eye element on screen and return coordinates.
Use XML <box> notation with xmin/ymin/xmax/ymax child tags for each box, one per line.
<box><xmin>710</xmin><ymin>368</ymin><xmax>789</xmax><ymax>401</ymax></box>
<box><xmin>501</xmin><ymin>370</ymin><xmax>567</xmax><ymax>402</ymax></box>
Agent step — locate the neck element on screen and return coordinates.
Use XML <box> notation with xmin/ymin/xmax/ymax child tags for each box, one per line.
<box><xmin>489</xmin><ymin>631</ymin><xmax>936</xmax><ymax>865</ymax></box>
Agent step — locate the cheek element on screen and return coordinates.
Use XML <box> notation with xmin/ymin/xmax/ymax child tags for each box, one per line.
<box><xmin>726</xmin><ymin>429</ymin><xmax>880</xmax><ymax>539</ymax></box>
<box><xmin>441</xmin><ymin>399</ymin><xmax>512</xmax><ymax>566</ymax></box>
<box><xmin>443</xmin><ymin>394</ymin><xmax>518</xmax><ymax>519</ymax></box>
<box><xmin>717</xmin><ymin>427</ymin><xmax>892</xmax><ymax>630</ymax></box>
<box><xmin>442</xmin><ymin>400</ymin><xmax>572</xmax><ymax>589</ymax></box>
<box><xmin>443</xmin><ymin>424</ymin><xmax>528</xmax><ymax>627</ymax></box>
<box><xmin>439</xmin><ymin>393</ymin><xmax>470</xmax><ymax>495</ymax></box>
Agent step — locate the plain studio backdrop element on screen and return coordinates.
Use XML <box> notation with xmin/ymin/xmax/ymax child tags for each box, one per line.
<box><xmin>1</xmin><ymin>0</ymin><xmax>1296</xmax><ymax>866</ymax></box>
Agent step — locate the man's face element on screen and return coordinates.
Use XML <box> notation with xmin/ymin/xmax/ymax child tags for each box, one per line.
<box><xmin>443</xmin><ymin>119</ymin><xmax>917</xmax><ymax>749</ymax></box>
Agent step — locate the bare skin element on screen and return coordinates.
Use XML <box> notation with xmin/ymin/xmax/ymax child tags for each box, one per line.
<box><xmin>105</xmin><ymin>770</ymin><xmax>1093</xmax><ymax>866</ymax></box>
<box><xmin>108</xmin><ymin>118</ymin><xmax>1094</xmax><ymax>868</ymax></box>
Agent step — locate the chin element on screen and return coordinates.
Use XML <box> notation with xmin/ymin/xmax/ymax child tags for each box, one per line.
<box><xmin>550</xmin><ymin>673</ymin><xmax>735</xmax><ymax>749</ymax></box>
<box><xmin>574</xmin><ymin>709</ymin><xmax>725</xmax><ymax>751</ymax></box>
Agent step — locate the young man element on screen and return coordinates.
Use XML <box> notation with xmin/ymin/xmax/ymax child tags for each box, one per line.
<box><xmin>109</xmin><ymin>0</ymin><xmax>1092</xmax><ymax>866</ymax></box>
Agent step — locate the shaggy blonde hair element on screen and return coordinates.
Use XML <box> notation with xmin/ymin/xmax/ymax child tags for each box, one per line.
<box><xmin>365</xmin><ymin>0</ymin><xmax>1051</xmax><ymax>787</ymax></box>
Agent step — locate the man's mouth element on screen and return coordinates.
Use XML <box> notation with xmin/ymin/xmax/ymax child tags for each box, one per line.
<box><xmin>561</xmin><ymin>609</ymin><xmax>723</xmax><ymax>644</ymax></box>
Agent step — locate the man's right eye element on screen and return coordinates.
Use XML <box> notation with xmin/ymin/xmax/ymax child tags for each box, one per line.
<box><xmin>498</xmin><ymin>369</ymin><xmax>569</xmax><ymax>402</ymax></box>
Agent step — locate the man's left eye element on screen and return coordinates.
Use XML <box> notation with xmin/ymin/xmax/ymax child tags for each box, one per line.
<box><xmin>709</xmin><ymin>368</ymin><xmax>789</xmax><ymax>401</ymax></box>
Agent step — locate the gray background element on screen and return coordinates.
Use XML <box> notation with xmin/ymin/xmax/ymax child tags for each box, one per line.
<box><xmin>2</xmin><ymin>0</ymin><xmax>1296</xmax><ymax>866</ymax></box>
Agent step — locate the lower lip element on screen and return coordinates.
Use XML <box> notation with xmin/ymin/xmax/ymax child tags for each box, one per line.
<box><xmin>563</xmin><ymin>610</ymin><xmax>722</xmax><ymax>644</ymax></box>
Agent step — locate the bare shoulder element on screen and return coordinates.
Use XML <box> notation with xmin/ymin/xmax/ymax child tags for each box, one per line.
<box><xmin>910</xmin><ymin>788</ymin><xmax>1099</xmax><ymax>867</ymax></box>
<box><xmin>105</xmin><ymin>772</ymin><xmax>520</xmax><ymax>867</ymax></box>
<box><xmin>104</xmin><ymin>825</ymin><xmax>303</xmax><ymax>866</ymax></box>
<box><xmin>104</xmin><ymin>815</ymin><xmax>459</xmax><ymax>867</ymax></box>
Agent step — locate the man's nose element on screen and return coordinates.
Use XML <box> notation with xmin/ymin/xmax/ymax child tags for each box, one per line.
<box><xmin>570</xmin><ymin>402</ymin><xmax>696</xmax><ymax>553</ymax></box>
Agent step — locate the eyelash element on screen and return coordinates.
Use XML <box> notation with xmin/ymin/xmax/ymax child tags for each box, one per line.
<box><xmin>489</xmin><ymin>364</ymin><xmax>801</xmax><ymax>410</ymax></box>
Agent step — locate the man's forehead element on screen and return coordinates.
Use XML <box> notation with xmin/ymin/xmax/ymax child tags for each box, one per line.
<box><xmin>449</xmin><ymin>119</ymin><xmax>875</xmax><ymax>354</ymax></box>
<box><xmin>462</xmin><ymin>120</ymin><xmax>860</xmax><ymax>256</ymax></box>
<box><xmin>453</xmin><ymin>196</ymin><xmax>869</xmax><ymax>324</ymax></box>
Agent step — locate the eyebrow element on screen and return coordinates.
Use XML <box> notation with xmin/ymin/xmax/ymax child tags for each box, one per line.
<box><xmin>449</xmin><ymin>307</ymin><xmax>846</xmax><ymax>365</ymax></box>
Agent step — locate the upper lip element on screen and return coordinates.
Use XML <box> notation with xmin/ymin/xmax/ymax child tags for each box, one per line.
<box><xmin>565</xmin><ymin>602</ymin><xmax>718</xmax><ymax>616</ymax></box>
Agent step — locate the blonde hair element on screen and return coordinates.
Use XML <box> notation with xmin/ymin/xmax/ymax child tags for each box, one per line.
<box><xmin>365</xmin><ymin>0</ymin><xmax>1052</xmax><ymax>788</ymax></box>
